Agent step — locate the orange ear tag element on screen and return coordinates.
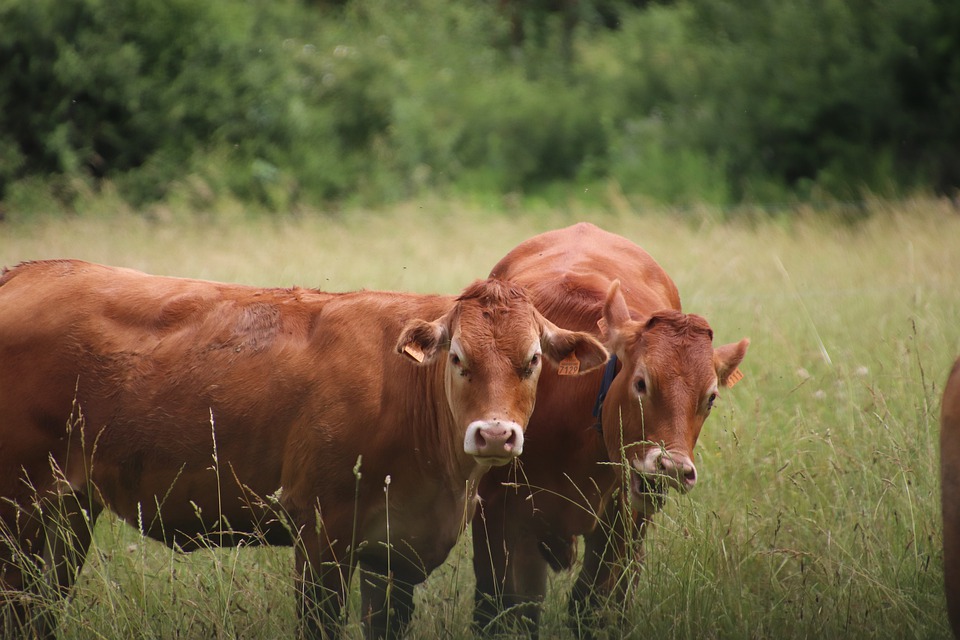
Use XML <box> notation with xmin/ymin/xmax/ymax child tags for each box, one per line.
<box><xmin>557</xmin><ymin>353</ymin><xmax>581</xmax><ymax>376</ymax></box>
<box><xmin>725</xmin><ymin>367</ymin><xmax>744</xmax><ymax>388</ymax></box>
<box><xmin>596</xmin><ymin>317</ymin><xmax>608</xmax><ymax>340</ymax></box>
<box><xmin>402</xmin><ymin>343</ymin><xmax>425</xmax><ymax>363</ymax></box>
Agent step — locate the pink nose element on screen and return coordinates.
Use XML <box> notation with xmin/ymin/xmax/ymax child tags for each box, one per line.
<box><xmin>636</xmin><ymin>449</ymin><xmax>698</xmax><ymax>492</ymax></box>
<box><xmin>474</xmin><ymin>424</ymin><xmax>517</xmax><ymax>455</ymax></box>
<box><xmin>656</xmin><ymin>452</ymin><xmax>697</xmax><ymax>489</ymax></box>
<box><xmin>464</xmin><ymin>420</ymin><xmax>524</xmax><ymax>461</ymax></box>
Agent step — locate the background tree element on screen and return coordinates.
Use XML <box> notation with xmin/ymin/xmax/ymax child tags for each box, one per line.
<box><xmin>1</xmin><ymin>0</ymin><xmax>957</xmax><ymax>215</ymax></box>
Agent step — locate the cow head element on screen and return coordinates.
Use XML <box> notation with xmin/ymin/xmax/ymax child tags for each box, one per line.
<box><xmin>397</xmin><ymin>279</ymin><xmax>609</xmax><ymax>467</ymax></box>
<box><xmin>600</xmin><ymin>280</ymin><xmax>748</xmax><ymax>507</ymax></box>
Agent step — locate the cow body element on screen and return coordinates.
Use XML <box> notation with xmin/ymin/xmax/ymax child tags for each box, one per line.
<box><xmin>0</xmin><ymin>259</ymin><xmax>608</xmax><ymax>639</ymax></box>
<box><xmin>942</xmin><ymin>356</ymin><xmax>960</xmax><ymax>637</ymax></box>
<box><xmin>473</xmin><ymin>223</ymin><xmax>749</xmax><ymax>635</ymax></box>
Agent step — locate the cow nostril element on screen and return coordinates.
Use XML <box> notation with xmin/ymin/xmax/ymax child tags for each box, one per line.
<box><xmin>474</xmin><ymin>431</ymin><xmax>488</xmax><ymax>450</ymax></box>
<box><xmin>651</xmin><ymin>453</ymin><xmax>697</xmax><ymax>487</ymax></box>
<box><xmin>656</xmin><ymin>453</ymin><xmax>675</xmax><ymax>473</ymax></box>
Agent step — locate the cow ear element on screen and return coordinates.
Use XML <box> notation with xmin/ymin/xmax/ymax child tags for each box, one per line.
<box><xmin>539</xmin><ymin>315</ymin><xmax>609</xmax><ymax>374</ymax></box>
<box><xmin>715</xmin><ymin>338</ymin><xmax>750</xmax><ymax>387</ymax></box>
<box><xmin>396</xmin><ymin>318</ymin><xmax>450</xmax><ymax>365</ymax></box>
<box><xmin>601</xmin><ymin>280</ymin><xmax>635</xmax><ymax>354</ymax></box>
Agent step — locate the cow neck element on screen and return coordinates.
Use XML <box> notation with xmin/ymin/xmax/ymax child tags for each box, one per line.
<box><xmin>412</xmin><ymin>358</ymin><xmax>483</xmax><ymax>500</ymax></box>
<box><xmin>591</xmin><ymin>355</ymin><xmax>619</xmax><ymax>434</ymax></box>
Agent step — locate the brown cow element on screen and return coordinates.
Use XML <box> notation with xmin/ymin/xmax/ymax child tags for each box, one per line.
<box><xmin>942</xmin><ymin>356</ymin><xmax>960</xmax><ymax>637</ymax></box>
<box><xmin>0</xmin><ymin>259</ymin><xmax>609</xmax><ymax>639</ymax></box>
<box><xmin>473</xmin><ymin>222</ymin><xmax>749</xmax><ymax>636</ymax></box>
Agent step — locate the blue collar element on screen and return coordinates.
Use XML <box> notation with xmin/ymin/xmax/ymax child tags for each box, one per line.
<box><xmin>591</xmin><ymin>355</ymin><xmax>618</xmax><ymax>433</ymax></box>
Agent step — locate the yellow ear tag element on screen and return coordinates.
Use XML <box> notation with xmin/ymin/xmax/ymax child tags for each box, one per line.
<box><xmin>402</xmin><ymin>343</ymin><xmax>425</xmax><ymax>363</ymax></box>
<box><xmin>557</xmin><ymin>353</ymin><xmax>581</xmax><ymax>376</ymax></box>
<box><xmin>725</xmin><ymin>367</ymin><xmax>744</xmax><ymax>388</ymax></box>
<box><xmin>596</xmin><ymin>316</ymin><xmax>608</xmax><ymax>340</ymax></box>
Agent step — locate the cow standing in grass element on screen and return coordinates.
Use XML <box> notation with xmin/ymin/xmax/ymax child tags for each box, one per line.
<box><xmin>941</xmin><ymin>356</ymin><xmax>960</xmax><ymax>637</ymax></box>
<box><xmin>473</xmin><ymin>223</ymin><xmax>749</xmax><ymax>636</ymax></box>
<box><xmin>0</xmin><ymin>259</ymin><xmax>608</xmax><ymax>639</ymax></box>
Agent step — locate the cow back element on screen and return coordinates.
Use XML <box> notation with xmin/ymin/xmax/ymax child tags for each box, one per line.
<box><xmin>0</xmin><ymin>260</ymin><xmax>342</xmax><ymax>544</ymax></box>
<box><xmin>490</xmin><ymin>222</ymin><xmax>681</xmax><ymax>328</ymax></box>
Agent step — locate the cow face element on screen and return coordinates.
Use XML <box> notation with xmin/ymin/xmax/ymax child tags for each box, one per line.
<box><xmin>600</xmin><ymin>281</ymin><xmax>748</xmax><ymax>507</ymax></box>
<box><xmin>398</xmin><ymin>279</ymin><xmax>608</xmax><ymax>467</ymax></box>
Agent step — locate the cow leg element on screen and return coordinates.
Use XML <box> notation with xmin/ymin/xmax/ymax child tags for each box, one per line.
<box><xmin>502</xmin><ymin>533</ymin><xmax>549</xmax><ymax>637</ymax></box>
<box><xmin>41</xmin><ymin>491</ymin><xmax>102</xmax><ymax>597</ymax></box>
<box><xmin>568</xmin><ymin>495</ymin><xmax>658</xmax><ymax>638</ymax></box>
<box><xmin>471</xmin><ymin>499</ymin><xmax>508</xmax><ymax>632</ymax></box>
<box><xmin>473</xmin><ymin>499</ymin><xmax>549</xmax><ymax>637</ymax></box>
<box><xmin>0</xmin><ymin>462</ymin><xmax>88</xmax><ymax>640</ymax></box>
<box><xmin>568</xmin><ymin>499</ymin><xmax>628</xmax><ymax>638</ymax></box>
<box><xmin>0</xmin><ymin>500</ymin><xmax>45</xmax><ymax>639</ymax></box>
<box><xmin>294</xmin><ymin>538</ymin><xmax>349</xmax><ymax>640</ymax></box>
<box><xmin>33</xmin><ymin>490</ymin><xmax>102</xmax><ymax>638</ymax></box>
<box><xmin>357</xmin><ymin>560</ymin><xmax>416</xmax><ymax>640</ymax></box>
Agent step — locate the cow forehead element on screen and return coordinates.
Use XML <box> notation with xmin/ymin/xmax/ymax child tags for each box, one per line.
<box><xmin>452</xmin><ymin>281</ymin><xmax>540</xmax><ymax>362</ymax></box>
<box><xmin>455</xmin><ymin>278</ymin><xmax>534</xmax><ymax>309</ymax></box>
<box><xmin>454</xmin><ymin>305</ymin><xmax>539</xmax><ymax>358</ymax></box>
<box><xmin>630</xmin><ymin>312</ymin><xmax>716</xmax><ymax>382</ymax></box>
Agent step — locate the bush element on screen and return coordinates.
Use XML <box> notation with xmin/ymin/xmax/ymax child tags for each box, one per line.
<box><xmin>1</xmin><ymin>0</ymin><xmax>958</xmax><ymax>215</ymax></box>
<box><xmin>0</xmin><ymin>0</ymin><xmax>366</xmax><ymax>209</ymax></box>
<box><xmin>681</xmin><ymin>0</ymin><xmax>960</xmax><ymax>199</ymax></box>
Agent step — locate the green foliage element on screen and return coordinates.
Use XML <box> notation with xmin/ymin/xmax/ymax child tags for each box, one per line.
<box><xmin>1</xmin><ymin>0</ymin><xmax>958</xmax><ymax>214</ymax></box>
<box><xmin>0</xmin><ymin>0</ymin><xmax>360</xmax><ymax>209</ymax></box>
<box><xmin>583</xmin><ymin>4</ymin><xmax>732</xmax><ymax>204</ymax></box>
<box><xmin>682</xmin><ymin>0</ymin><xmax>960</xmax><ymax>199</ymax></box>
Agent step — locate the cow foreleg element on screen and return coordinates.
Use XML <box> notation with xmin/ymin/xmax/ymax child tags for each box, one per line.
<box><xmin>568</xmin><ymin>495</ymin><xmax>656</xmax><ymax>638</ymax></box>
<box><xmin>295</xmin><ymin>543</ymin><xmax>348</xmax><ymax>640</ymax></box>
<box><xmin>472</xmin><ymin>498</ymin><xmax>549</xmax><ymax>637</ymax></box>
<box><xmin>504</xmin><ymin>533</ymin><xmax>549</xmax><ymax>637</ymax></box>
<box><xmin>40</xmin><ymin>491</ymin><xmax>102</xmax><ymax>597</ymax></box>
<box><xmin>478</xmin><ymin>531</ymin><xmax>548</xmax><ymax>636</ymax></box>
<box><xmin>357</xmin><ymin>560</ymin><xmax>415</xmax><ymax>640</ymax></box>
<box><xmin>34</xmin><ymin>490</ymin><xmax>102</xmax><ymax>638</ymax></box>
<box><xmin>0</xmin><ymin>501</ymin><xmax>45</xmax><ymax>639</ymax></box>
<box><xmin>471</xmin><ymin>498</ymin><xmax>508</xmax><ymax>633</ymax></box>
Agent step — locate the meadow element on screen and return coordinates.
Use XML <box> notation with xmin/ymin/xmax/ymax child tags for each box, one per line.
<box><xmin>1</xmin><ymin>198</ymin><xmax>958</xmax><ymax>638</ymax></box>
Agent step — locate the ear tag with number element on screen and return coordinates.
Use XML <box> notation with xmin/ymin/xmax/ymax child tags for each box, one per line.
<box><xmin>402</xmin><ymin>343</ymin><xmax>425</xmax><ymax>363</ymax></box>
<box><xmin>725</xmin><ymin>367</ymin><xmax>744</xmax><ymax>388</ymax></box>
<box><xmin>597</xmin><ymin>316</ymin><xmax>608</xmax><ymax>340</ymax></box>
<box><xmin>557</xmin><ymin>353</ymin><xmax>581</xmax><ymax>376</ymax></box>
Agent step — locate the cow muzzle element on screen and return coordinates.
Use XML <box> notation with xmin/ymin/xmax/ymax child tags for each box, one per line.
<box><xmin>463</xmin><ymin>420</ymin><xmax>524</xmax><ymax>465</ymax></box>
<box><xmin>631</xmin><ymin>447</ymin><xmax>697</xmax><ymax>500</ymax></box>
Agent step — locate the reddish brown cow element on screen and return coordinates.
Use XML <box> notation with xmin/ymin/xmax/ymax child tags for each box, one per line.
<box><xmin>473</xmin><ymin>223</ymin><xmax>749</xmax><ymax>635</ymax></box>
<box><xmin>0</xmin><ymin>259</ymin><xmax>608</xmax><ymax>640</ymax></box>
<box><xmin>942</xmin><ymin>356</ymin><xmax>960</xmax><ymax>637</ymax></box>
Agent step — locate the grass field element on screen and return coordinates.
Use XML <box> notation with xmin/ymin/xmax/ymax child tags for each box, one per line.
<box><xmin>2</xmin><ymin>198</ymin><xmax>959</xmax><ymax>638</ymax></box>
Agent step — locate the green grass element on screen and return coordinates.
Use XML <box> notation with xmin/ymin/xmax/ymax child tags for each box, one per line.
<box><xmin>2</xmin><ymin>198</ymin><xmax>958</xmax><ymax>638</ymax></box>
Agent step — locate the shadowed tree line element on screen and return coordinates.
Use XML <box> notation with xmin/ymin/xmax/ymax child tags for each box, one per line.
<box><xmin>0</xmin><ymin>0</ymin><xmax>957</xmax><ymax>216</ymax></box>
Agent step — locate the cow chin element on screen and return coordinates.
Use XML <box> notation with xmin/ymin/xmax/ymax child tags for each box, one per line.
<box><xmin>629</xmin><ymin>470</ymin><xmax>668</xmax><ymax>512</ymax></box>
<box><xmin>628</xmin><ymin>449</ymin><xmax>698</xmax><ymax>509</ymax></box>
<box><xmin>463</xmin><ymin>419</ymin><xmax>524</xmax><ymax>466</ymax></box>
<box><xmin>474</xmin><ymin>454</ymin><xmax>517</xmax><ymax>467</ymax></box>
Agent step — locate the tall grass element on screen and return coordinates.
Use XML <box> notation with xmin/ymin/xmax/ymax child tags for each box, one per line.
<box><xmin>1</xmin><ymin>198</ymin><xmax>958</xmax><ymax>638</ymax></box>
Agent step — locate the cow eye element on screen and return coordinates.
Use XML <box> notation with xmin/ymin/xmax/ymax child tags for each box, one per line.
<box><xmin>521</xmin><ymin>353</ymin><xmax>540</xmax><ymax>379</ymax></box>
<box><xmin>707</xmin><ymin>391</ymin><xmax>719</xmax><ymax>411</ymax></box>
<box><xmin>635</xmin><ymin>378</ymin><xmax>647</xmax><ymax>395</ymax></box>
<box><xmin>450</xmin><ymin>353</ymin><xmax>471</xmax><ymax>378</ymax></box>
